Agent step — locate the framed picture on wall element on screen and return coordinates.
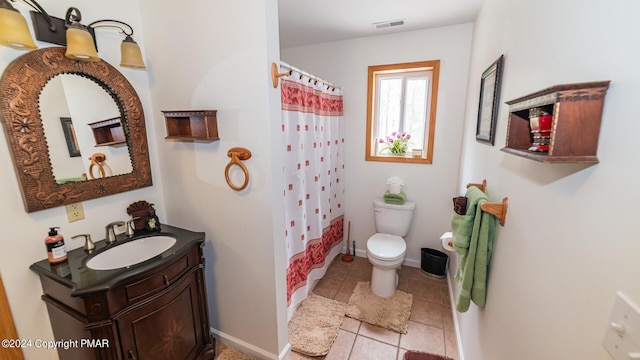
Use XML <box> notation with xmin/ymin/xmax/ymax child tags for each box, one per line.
<box><xmin>475</xmin><ymin>55</ymin><xmax>504</xmax><ymax>145</ymax></box>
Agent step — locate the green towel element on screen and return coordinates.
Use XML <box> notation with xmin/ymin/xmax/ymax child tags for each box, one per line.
<box><xmin>451</xmin><ymin>186</ymin><xmax>496</xmax><ymax>312</ymax></box>
<box><xmin>56</xmin><ymin>176</ymin><xmax>86</xmax><ymax>184</ymax></box>
<box><xmin>383</xmin><ymin>191</ymin><xmax>406</xmax><ymax>204</ymax></box>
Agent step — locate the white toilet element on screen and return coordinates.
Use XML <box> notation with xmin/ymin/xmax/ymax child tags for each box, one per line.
<box><xmin>366</xmin><ymin>199</ymin><xmax>416</xmax><ymax>297</ymax></box>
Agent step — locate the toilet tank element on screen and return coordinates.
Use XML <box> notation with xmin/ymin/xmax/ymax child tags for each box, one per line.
<box><xmin>373</xmin><ymin>199</ymin><xmax>416</xmax><ymax>237</ymax></box>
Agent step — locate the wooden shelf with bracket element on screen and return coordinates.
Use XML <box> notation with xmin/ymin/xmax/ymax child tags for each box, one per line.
<box><xmin>162</xmin><ymin>110</ymin><xmax>219</xmax><ymax>142</ymax></box>
<box><xmin>88</xmin><ymin>117</ymin><xmax>126</xmax><ymax>147</ymax></box>
<box><xmin>501</xmin><ymin>81</ymin><xmax>610</xmax><ymax>163</ymax></box>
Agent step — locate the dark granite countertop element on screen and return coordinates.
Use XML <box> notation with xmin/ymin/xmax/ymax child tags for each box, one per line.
<box><xmin>30</xmin><ymin>224</ymin><xmax>205</xmax><ymax>296</ymax></box>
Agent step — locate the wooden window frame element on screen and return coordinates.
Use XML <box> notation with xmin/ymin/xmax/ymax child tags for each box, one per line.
<box><xmin>365</xmin><ymin>60</ymin><xmax>440</xmax><ymax>164</ymax></box>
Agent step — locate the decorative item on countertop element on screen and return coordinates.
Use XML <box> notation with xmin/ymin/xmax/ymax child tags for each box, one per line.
<box><xmin>127</xmin><ymin>200</ymin><xmax>153</xmax><ymax>231</ymax></box>
<box><xmin>45</xmin><ymin>227</ymin><xmax>67</xmax><ymax>264</ymax></box>
<box><xmin>144</xmin><ymin>205</ymin><xmax>161</xmax><ymax>232</ymax></box>
<box><xmin>528</xmin><ymin>107</ymin><xmax>552</xmax><ymax>152</ymax></box>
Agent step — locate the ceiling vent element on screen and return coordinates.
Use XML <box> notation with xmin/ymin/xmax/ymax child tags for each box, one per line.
<box><xmin>373</xmin><ymin>19</ymin><xmax>405</xmax><ymax>30</ymax></box>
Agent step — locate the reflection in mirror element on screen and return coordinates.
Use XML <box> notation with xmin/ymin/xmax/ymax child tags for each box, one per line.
<box><xmin>40</xmin><ymin>75</ymin><xmax>133</xmax><ymax>183</ymax></box>
<box><xmin>0</xmin><ymin>47</ymin><xmax>152</xmax><ymax>212</ymax></box>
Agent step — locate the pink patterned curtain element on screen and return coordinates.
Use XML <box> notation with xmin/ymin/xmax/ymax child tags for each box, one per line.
<box><xmin>281</xmin><ymin>69</ymin><xmax>344</xmax><ymax>318</ymax></box>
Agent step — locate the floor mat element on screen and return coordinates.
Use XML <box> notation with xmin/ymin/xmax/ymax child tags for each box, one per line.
<box><xmin>346</xmin><ymin>281</ymin><xmax>413</xmax><ymax>334</ymax></box>
<box><xmin>216</xmin><ymin>347</ymin><xmax>256</xmax><ymax>360</ymax></box>
<box><xmin>288</xmin><ymin>292</ymin><xmax>347</xmax><ymax>356</ymax></box>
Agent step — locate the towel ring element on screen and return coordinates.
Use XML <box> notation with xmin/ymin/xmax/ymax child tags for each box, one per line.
<box><xmin>88</xmin><ymin>153</ymin><xmax>113</xmax><ymax>179</ymax></box>
<box><xmin>225</xmin><ymin>147</ymin><xmax>252</xmax><ymax>191</ymax></box>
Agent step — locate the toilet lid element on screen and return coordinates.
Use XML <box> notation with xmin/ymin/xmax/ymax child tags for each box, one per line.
<box><xmin>367</xmin><ymin>233</ymin><xmax>406</xmax><ymax>261</ymax></box>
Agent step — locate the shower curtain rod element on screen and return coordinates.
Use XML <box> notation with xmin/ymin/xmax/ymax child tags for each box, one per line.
<box><xmin>279</xmin><ymin>61</ymin><xmax>341</xmax><ymax>90</ymax></box>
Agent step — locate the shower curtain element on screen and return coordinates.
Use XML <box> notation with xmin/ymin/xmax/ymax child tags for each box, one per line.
<box><xmin>281</xmin><ymin>68</ymin><xmax>344</xmax><ymax>318</ymax></box>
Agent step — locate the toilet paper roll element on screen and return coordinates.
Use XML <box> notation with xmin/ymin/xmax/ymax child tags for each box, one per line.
<box><xmin>440</xmin><ymin>232</ymin><xmax>455</xmax><ymax>252</ymax></box>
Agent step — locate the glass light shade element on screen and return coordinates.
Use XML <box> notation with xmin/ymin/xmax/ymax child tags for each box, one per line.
<box><xmin>65</xmin><ymin>27</ymin><xmax>99</xmax><ymax>62</ymax></box>
<box><xmin>120</xmin><ymin>37</ymin><xmax>146</xmax><ymax>69</ymax></box>
<box><xmin>0</xmin><ymin>7</ymin><xmax>37</xmax><ymax>50</ymax></box>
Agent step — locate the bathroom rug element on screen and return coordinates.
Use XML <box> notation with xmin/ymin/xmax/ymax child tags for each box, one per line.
<box><xmin>288</xmin><ymin>292</ymin><xmax>347</xmax><ymax>356</ymax></box>
<box><xmin>345</xmin><ymin>281</ymin><xmax>413</xmax><ymax>334</ymax></box>
<box><xmin>216</xmin><ymin>347</ymin><xmax>256</xmax><ymax>360</ymax></box>
<box><xmin>403</xmin><ymin>350</ymin><xmax>454</xmax><ymax>360</ymax></box>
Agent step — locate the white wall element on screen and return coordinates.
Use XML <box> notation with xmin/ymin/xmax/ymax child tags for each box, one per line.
<box><xmin>454</xmin><ymin>0</ymin><xmax>640</xmax><ymax>359</ymax></box>
<box><xmin>282</xmin><ymin>24</ymin><xmax>473</xmax><ymax>267</ymax></box>
<box><xmin>0</xmin><ymin>1</ymin><xmax>163</xmax><ymax>359</ymax></box>
<box><xmin>137</xmin><ymin>0</ymin><xmax>288</xmax><ymax>358</ymax></box>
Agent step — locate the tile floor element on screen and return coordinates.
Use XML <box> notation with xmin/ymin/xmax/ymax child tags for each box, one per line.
<box><xmin>288</xmin><ymin>255</ymin><xmax>458</xmax><ymax>360</ymax></box>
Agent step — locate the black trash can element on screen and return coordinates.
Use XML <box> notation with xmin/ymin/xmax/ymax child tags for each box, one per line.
<box><xmin>420</xmin><ymin>248</ymin><xmax>448</xmax><ymax>278</ymax></box>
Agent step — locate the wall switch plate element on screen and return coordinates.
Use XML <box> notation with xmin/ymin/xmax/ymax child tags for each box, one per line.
<box><xmin>65</xmin><ymin>202</ymin><xmax>85</xmax><ymax>222</ymax></box>
<box><xmin>603</xmin><ymin>292</ymin><xmax>640</xmax><ymax>360</ymax></box>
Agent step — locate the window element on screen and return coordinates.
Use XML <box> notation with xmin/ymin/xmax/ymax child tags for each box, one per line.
<box><xmin>366</xmin><ymin>60</ymin><xmax>440</xmax><ymax>164</ymax></box>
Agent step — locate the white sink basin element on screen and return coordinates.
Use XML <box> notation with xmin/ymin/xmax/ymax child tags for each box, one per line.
<box><xmin>86</xmin><ymin>236</ymin><xmax>177</xmax><ymax>270</ymax></box>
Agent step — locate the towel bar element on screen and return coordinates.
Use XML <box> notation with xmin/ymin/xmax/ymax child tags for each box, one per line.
<box><xmin>480</xmin><ymin>197</ymin><xmax>508</xmax><ymax>226</ymax></box>
<box><xmin>466</xmin><ymin>179</ymin><xmax>508</xmax><ymax>226</ymax></box>
<box><xmin>466</xmin><ymin>179</ymin><xmax>487</xmax><ymax>192</ymax></box>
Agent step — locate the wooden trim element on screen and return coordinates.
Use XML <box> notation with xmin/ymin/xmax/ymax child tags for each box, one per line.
<box><xmin>365</xmin><ymin>60</ymin><xmax>440</xmax><ymax>164</ymax></box>
<box><xmin>0</xmin><ymin>274</ymin><xmax>24</xmax><ymax>360</ymax></box>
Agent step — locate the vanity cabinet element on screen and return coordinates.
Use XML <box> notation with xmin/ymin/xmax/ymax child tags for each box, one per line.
<box><xmin>30</xmin><ymin>226</ymin><xmax>215</xmax><ymax>360</ymax></box>
<box><xmin>162</xmin><ymin>110</ymin><xmax>219</xmax><ymax>142</ymax></box>
<box><xmin>501</xmin><ymin>81</ymin><xmax>610</xmax><ymax>163</ymax></box>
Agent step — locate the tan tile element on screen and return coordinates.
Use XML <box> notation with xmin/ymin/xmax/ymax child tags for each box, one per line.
<box><xmin>443</xmin><ymin>307</ymin><xmax>455</xmax><ymax>331</ymax></box>
<box><xmin>324</xmin><ymin>329</ymin><xmax>356</xmax><ymax>360</ymax></box>
<box><xmin>326</xmin><ymin>259</ymin><xmax>352</xmax><ymax>280</ymax></box>
<box><xmin>349</xmin><ymin>335</ymin><xmax>398</xmax><ymax>360</ymax></box>
<box><xmin>313</xmin><ymin>277</ymin><xmax>342</xmax><ymax>299</ymax></box>
<box><xmin>290</xmin><ymin>350</ymin><xmax>324</xmax><ymax>360</ymax></box>
<box><xmin>398</xmin><ymin>266</ymin><xmax>426</xmax><ymax>281</ymax></box>
<box><xmin>340</xmin><ymin>316</ymin><xmax>361</xmax><ymax>333</ymax></box>
<box><xmin>410</xmin><ymin>297</ymin><xmax>444</xmax><ymax>328</ymax></box>
<box><xmin>407</xmin><ymin>278</ymin><xmax>449</xmax><ymax>305</ymax></box>
<box><xmin>397</xmin><ymin>276</ymin><xmax>410</xmax><ymax>293</ymax></box>
<box><xmin>397</xmin><ymin>348</ymin><xmax>407</xmax><ymax>360</ymax></box>
<box><xmin>445</xmin><ymin>330</ymin><xmax>459</xmax><ymax>360</ymax></box>
<box><xmin>346</xmin><ymin>262</ymin><xmax>372</xmax><ymax>283</ymax></box>
<box><xmin>334</xmin><ymin>280</ymin><xmax>357</xmax><ymax>303</ymax></box>
<box><xmin>399</xmin><ymin>321</ymin><xmax>445</xmax><ymax>355</ymax></box>
<box><xmin>358</xmin><ymin>322</ymin><xmax>400</xmax><ymax>346</ymax></box>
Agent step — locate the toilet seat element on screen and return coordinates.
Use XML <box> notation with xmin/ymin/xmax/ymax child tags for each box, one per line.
<box><xmin>367</xmin><ymin>233</ymin><xmax>406</xmax><ymax>262</ymax></box>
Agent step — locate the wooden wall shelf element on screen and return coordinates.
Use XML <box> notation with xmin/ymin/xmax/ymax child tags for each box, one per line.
<box><xmin>88</xmin><ymin>117</ymin><xmax>126</xmax><ymax>147</ymax></box>
<box><xmin>501</xmin><ymin>81</ymin><xmax>610</xmax><ymax>163</ymax></box>
<box><xmin>162</xmin><ymin>110</ymin><xmax>219</xmax><ymax>142</ymax></box>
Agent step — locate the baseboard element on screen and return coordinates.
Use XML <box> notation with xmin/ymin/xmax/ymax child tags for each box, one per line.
<box><xmin>446</xmin><ymin>274</ymin><xmax>464</xmax><ymax>360</ymax></box>
<box><xmin>211</xmin><ymin>327</ymin><xmax>290</xmax><ymax>360</ymax></box>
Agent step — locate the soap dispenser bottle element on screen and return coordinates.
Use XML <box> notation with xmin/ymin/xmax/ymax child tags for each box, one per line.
<box><xmin>45</xmin><ymin>227</ymin><xmax>67</xmax><ymax>264</ymax></box>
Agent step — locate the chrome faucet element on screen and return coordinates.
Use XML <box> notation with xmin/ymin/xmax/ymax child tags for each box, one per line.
<box><xmin>72</xmin><ymin>234</ymin><xmax>95</xmax><ymax>252</ymax></box>
<box><xmin>125</xmin><ymin>218</ymin><xmax>139</xmax><ymax>237</ymax></box>
<box><xmin>105</xmin><ymin>221</ymin><xmax>125</xmax><ymax>244</ymax></box>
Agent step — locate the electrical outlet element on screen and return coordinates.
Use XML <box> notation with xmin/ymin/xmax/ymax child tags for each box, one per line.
<box><xmin>65</xmin><ymin>202</ymin><xmax>85</xmax><ymax>222</ymax></box>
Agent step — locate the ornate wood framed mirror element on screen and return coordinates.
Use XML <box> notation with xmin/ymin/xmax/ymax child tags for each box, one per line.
<box><xmin>0</xmin><ymin>47</ymin><xmax>152</xmax><ymax>212</ymax></box>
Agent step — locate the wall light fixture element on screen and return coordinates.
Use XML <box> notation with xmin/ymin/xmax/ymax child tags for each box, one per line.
<box><xmin>0</xmin><ymin>0</ymin><xmax>146</xmax><ymax>69</ymax></box>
